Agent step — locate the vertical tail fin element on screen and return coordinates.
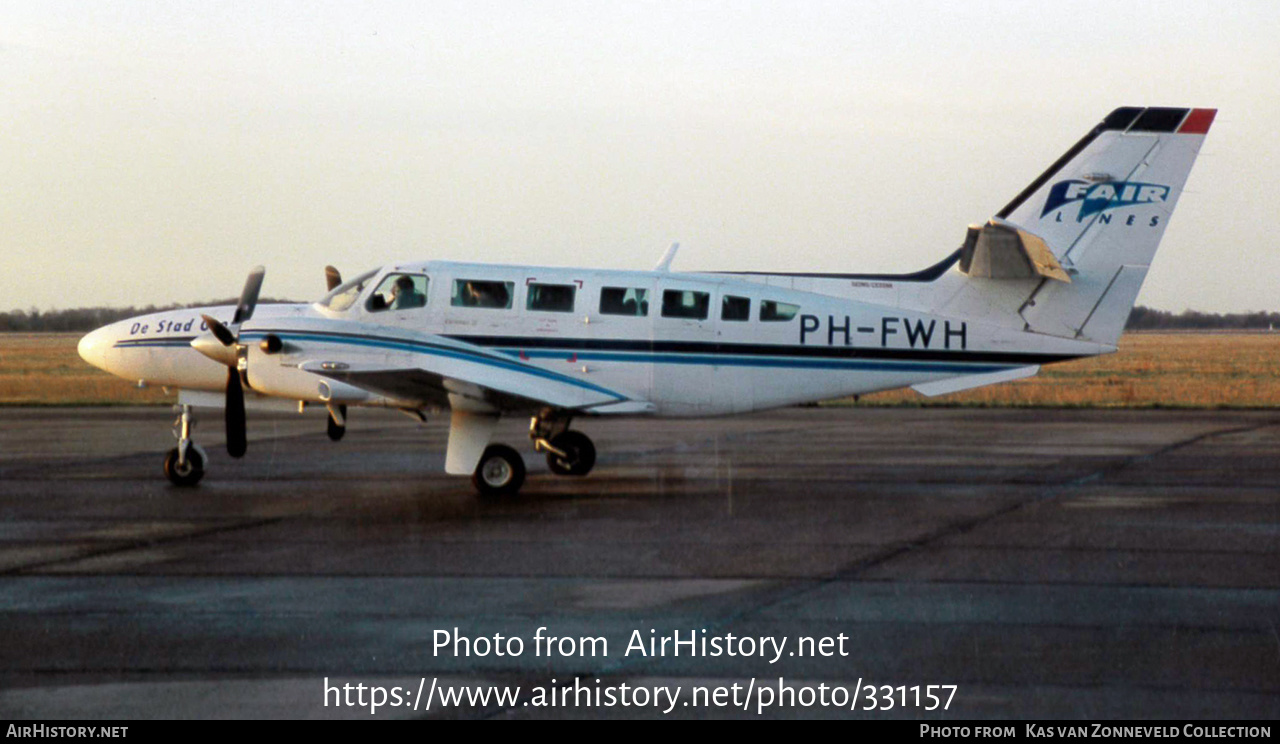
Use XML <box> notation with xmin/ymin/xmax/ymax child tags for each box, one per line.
<box><xmin>953</xmin><ymin>107</ymin><xmax>1215</xmax><ymax>346</ymax></box>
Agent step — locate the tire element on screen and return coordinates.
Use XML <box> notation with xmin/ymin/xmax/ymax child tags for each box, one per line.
<box><xmin>327</xmin><ymin>406</ymin><xmax>346</xmax><ymax>442</ymax></box>
<box><xmin>546</xmin><ymin>430</ymin><xmax>596</xmax><ymax>477</ymax></box>
<box><xmin>163</xmin><ymin>446</ymin><xmax>205</xmax><ymax>487</ymax></box>
<box><xmin>472</xmin><ymin>444</ymin><xmax>526</xmax><ymax>498</ymax></box>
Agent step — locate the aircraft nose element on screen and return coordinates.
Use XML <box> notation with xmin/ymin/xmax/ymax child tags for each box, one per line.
<box><xmin>77</xmin><ymin>325</ymin><xmax>115</xmax><ymax>372</ymax></box>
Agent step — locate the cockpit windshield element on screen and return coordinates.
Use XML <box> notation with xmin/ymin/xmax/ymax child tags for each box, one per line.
<box><xmin>316</xmin><ymin>269</ymin><xmax>379</xmax><ymax>312</ymax></box>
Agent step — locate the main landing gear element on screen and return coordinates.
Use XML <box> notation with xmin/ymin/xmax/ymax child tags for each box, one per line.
<box><xmin>163</xmin><ymin>404</ymin><xmax>207</xmax><ymax>487</ymax></box>
<box><xmin>470</xmin><ymin>413</ymin><xmax>598</xmax><ymax>498</ymax></box>
<box><xmin>530</xmin><ymin>413</ymin><xmax>596</xmax><ymax>477</ymax></box>
<box><xmin>472</xmin><ymin>444</ymin><xmax>526</xmax><ymax>498</ymax></box>
<box><xmin>156</xmin><ymin>403</ymin><xmax>596</xmax><ymax>496</ymax></box>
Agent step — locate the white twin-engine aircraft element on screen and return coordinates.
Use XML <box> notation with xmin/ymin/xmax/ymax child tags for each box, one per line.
<box><xmin>79</xmin><ymin>106</ymin><xmax>1215</xmax><ymax>496</ymax></box>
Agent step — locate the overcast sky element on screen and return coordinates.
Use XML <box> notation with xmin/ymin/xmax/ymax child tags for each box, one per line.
<box><xmin>3</xmin><ymin>1</ymin><xmax>1276</xmax><ymax>312</ymax></box>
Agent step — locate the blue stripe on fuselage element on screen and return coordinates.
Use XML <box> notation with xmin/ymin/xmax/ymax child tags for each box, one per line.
<box><xmin>113</xmin><ymin>337</ymin><xmax>198</xmax><ymax>348</ymax></box>
<box><xmin>113</xmin><ymin>330</ymin><xmax>1030</xmax><ymax>395</ymax></box>
<box><xmin>506</xmin><ymin>348</ymin><xmax>1011</xmax><ymax>374</ymax></box>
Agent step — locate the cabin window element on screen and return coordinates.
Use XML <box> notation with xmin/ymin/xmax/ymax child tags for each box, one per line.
<box><xmin>526</xmin><ymin>282</ymin><xmax>576</xmax><ymax>313</ymax></box>
<box><xmin>760</xmin><ymin>300</ymin><xmax>800</xmax><ymax>322</ymax></box>
<box><xmin>661</xmin><ymin>289</ymin><xmax>710</xmax><ymax>320</ymax></box>
<box><xmin>366</xmin><ymin>273</ymin><xmax>428</xmax><ymax>312</ymax></box>
<box><xmin>599</xmin><ymin>287</ymin><xmax>649</xmax><ymax>316</ymax></box>
<box><xmin>451</xmin><ymin>279</ymin><xmax>513</xmax><ymax>309</ymax></box>
<box><xmin>721</xmin><ymin>295</ymin><xmax>750</xmax><ymax>321</ymax></box>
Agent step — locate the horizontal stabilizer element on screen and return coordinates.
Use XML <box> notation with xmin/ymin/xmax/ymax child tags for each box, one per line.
<box><xmin>960</xmin><ymin>221</ymin><xmax>1070</xmax><ymax>282</ymax></box>
<box><xmin>911</xmin><ymin>365</ymin><xmax>1039</xmax><ymax>397</ymax></box>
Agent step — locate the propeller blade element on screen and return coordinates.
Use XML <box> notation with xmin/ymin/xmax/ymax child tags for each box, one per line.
<box><xmin>202</xmin><ymin>315</ymin><xmax>236</xmax><ymax>347</ymax></box>
<box><xmin>232</xmin><ymin>266</ymin><xmax>266</xmax><ymax>325</ymax></box>
<box><xmin>225</xmin><ymin>368</ymin><xmax>247</xmax><ymax>458</ymax></box>
<box><xmin>324</xmin><ymin>265</ymin><xmax>342</xmax><ymax>291</ymax></box>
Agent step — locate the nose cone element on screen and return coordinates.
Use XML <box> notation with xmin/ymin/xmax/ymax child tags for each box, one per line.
<box><xmin>78</xmin><ymin>325</ymin><xmax>114</xmax><ymax>372</ymax></box>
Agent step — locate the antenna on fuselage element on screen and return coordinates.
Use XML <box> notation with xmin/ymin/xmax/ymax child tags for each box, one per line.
<box><xmin>654</xmin><ymin>242</ymin><xmax>679</xmax><ymax>272</ymax></box>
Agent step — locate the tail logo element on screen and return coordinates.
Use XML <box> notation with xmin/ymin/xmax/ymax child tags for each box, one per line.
<box><xmin>1041</xmin><ymin>179</ymin><xmax>1169</xmax><ymax>222</ymax></box>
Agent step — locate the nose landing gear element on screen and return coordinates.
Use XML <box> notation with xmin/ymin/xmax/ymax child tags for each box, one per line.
<box><xmin>164</xmin><ymin>404</ymin><xmax>208</xmax><ymax>486</ymax></box>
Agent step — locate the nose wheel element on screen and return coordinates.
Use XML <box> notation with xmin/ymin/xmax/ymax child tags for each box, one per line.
<box><xmin>164</xmin><ymin>446</ymin><xmax>205</xmax><ymax>486</ymax></box>
<box><xmin>164</xmin><ymin>404</ymin><xmax>207</xmax><ymax>486</ymax></box>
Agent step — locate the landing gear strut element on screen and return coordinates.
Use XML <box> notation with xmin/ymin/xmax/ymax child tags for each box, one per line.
<box><xmin>164</xmin><ymin>404</ymin><xmax>207</xmax><ymax>486</ymax></box>
<box><xmin>530</xmin><ymin>412</ymin><xmax>596</xmax><ymax>477</ymax></box>
<box><xmin>326</xmin><ymin>403</ymin><xmax>347</xmax><ymax>441</ymax></box>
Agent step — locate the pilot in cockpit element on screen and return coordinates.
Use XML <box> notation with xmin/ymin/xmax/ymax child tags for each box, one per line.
<box><xmin>390</xmin><ymin>275</ymin><xmax>426</xmax><ymax>310</ymax></box>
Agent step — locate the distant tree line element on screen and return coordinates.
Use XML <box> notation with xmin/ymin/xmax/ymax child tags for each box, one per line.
<box><xmin>0</xmin><ymin>300</ymin><xmax>295</xmax><ymax>332</ymax></box>
<box><xmin>1125</xmin><ymin>305</ymin><xmax>1280</xmax><ymax>331</ymax></box>
<box><xmin>1</xmin><ymin>302</ymin><xmax>1276</xmax><ymax>332</ymax></box>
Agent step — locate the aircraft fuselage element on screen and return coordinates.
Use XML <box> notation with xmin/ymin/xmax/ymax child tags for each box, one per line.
<box><xmin>80</xmin><ymin>259</ymin><xmax>1105</xmax><ymax>418</ymax></box>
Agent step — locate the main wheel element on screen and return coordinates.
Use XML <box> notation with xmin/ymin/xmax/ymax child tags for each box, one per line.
<box><xmin>163</xmin><ymin>446</ymin><xmax>205</xmax><ymax>487</ymax></box>
<box><xmin>472</xmin><ymin>444</ymin><xmax>526</xmax><ymax>498</ymax></box>
<box><xmin>546</xmin><ymin>430</ymin><xmax>596</xmax><ymax>477</ymax></box>
<box><xmin>327</xmin><ymin>411</ymin><xmax>346</xmax><ymax>442</ymax></box>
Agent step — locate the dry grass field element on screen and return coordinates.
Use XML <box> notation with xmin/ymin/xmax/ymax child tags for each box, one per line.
<box><xmin>856</xmin><ymin>332</ymin><xmax>1280</xmax><ymax>408</ymax></box>
<box><xmin>1</xmin><ymin>331</ymin><xmax>1277</xmax><ymax>408</ymax></box>
<box><xmin>0</xmin><ymin>333</ymin><xmax>173</xmax><ymax>406</ymax></box>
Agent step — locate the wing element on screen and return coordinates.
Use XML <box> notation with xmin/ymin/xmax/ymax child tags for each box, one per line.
<box><xmin>242</xmin><ymin>321</ymin><xmax>653</xmax><ymax>475</ymax></box>
<box><xmin>267</xmin><ymin>324</ymin><xmax>651</xmax><ymax>415</ymax></box>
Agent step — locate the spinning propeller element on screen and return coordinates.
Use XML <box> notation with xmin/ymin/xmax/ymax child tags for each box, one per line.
<box><xmin>190</xmin><ymin>266</ymin><xmax>265</xmax><ymax>458</ymax></box>
<box><xmin>322</xmin><ymin>265</ymin><xmax>347</xmax><ymax>441</ymax></box>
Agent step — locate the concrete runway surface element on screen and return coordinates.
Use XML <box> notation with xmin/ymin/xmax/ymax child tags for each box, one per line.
<box><xmin>0</xmin><ymin>406</ymin><xmax>1277</xmax><ymax>719</ymax></box>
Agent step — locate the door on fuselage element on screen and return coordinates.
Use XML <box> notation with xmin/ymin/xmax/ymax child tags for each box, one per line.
<box><xmin>653</xmin><ymin>281</ymin><xmax>718</xmax><ymax>414</ymax></box>
<box><xmin>710</xmin><ymin>288</ymin><xmax>757</xmax><ymax>414</ymax></box>
<box><xmin>588</xmin><ymin>279</ymin><xmax>657</xmax><ymax>403</ymax></box>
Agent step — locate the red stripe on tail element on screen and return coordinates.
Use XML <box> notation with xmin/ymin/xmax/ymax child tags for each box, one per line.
<box><xmin>1178</xmin><ymin>108</ymin><xmax>1217</xmax><ymax>134</ymax></box>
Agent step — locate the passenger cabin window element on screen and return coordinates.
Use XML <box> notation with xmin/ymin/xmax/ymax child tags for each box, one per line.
<box><xmin>452</xmin><ymin>279</ymin><xmax>513</xmax><ymax>309</ymax></box>
<box><xmin>760</xmin><ymin>300</ymin><xmax>800</xmax><ymax>322</ymax></box>
<box><xmin>721</xmin><ymin>295</ymin><xmax>750</xmax><ymax>321</ymax></box>
<box><xmin>599</xmin><ymin>287</ymin><xmax>649</xmax><ymax>316</ymax></box>
<box><xmin>526</xmin><ymin>282</ymin><xmax>576</xmax><ymax>313</ymax></box>
<box><xmin>367</xmin><ymin>273</ymin><xmax>428</xmax><ymax>312</ymax></box>
<box><xmin>661</xmin><ymin>289</ymin><xmax>710</xmax><ymax>320</ymax></box>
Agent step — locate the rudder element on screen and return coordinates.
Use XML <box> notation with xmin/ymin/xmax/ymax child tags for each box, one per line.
<box><xmin>949</xmin><ymin>106</ymin><xmax>1215</xmax><ymax>346</ymax></box>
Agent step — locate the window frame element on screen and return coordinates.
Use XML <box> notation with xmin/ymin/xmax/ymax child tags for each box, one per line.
<box><xmin>721</xmin><ymin>294</ymin><xmax>751</xmax><ymax>322</ymax></box>
<box><xmin>598</xmin><ymin>286</ymin><xmax>650</xmax><ymax>317</ymax></box>
<box><xmin>660</xmin><ymin>289</ymin><xmax>711</xmax><ymax>320</ymax></box>
<box><xmin>760</xmin><ymin>299</ymin><xmax>801</xmax><ymax>322</ymax></box>
<box><xmin>365</xmin><ymin>273</ymin><xmax>430</xmax><ymax>313</ymax></box>
<box><xmin>525</xmin><ymin>282</ymin><xmax>577</xmax><ymax>313</ymax></box>
<box><xmin>451</xmin><ymin>278</ymin><xmax>515</xmax><ymax>310</ymax></box>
